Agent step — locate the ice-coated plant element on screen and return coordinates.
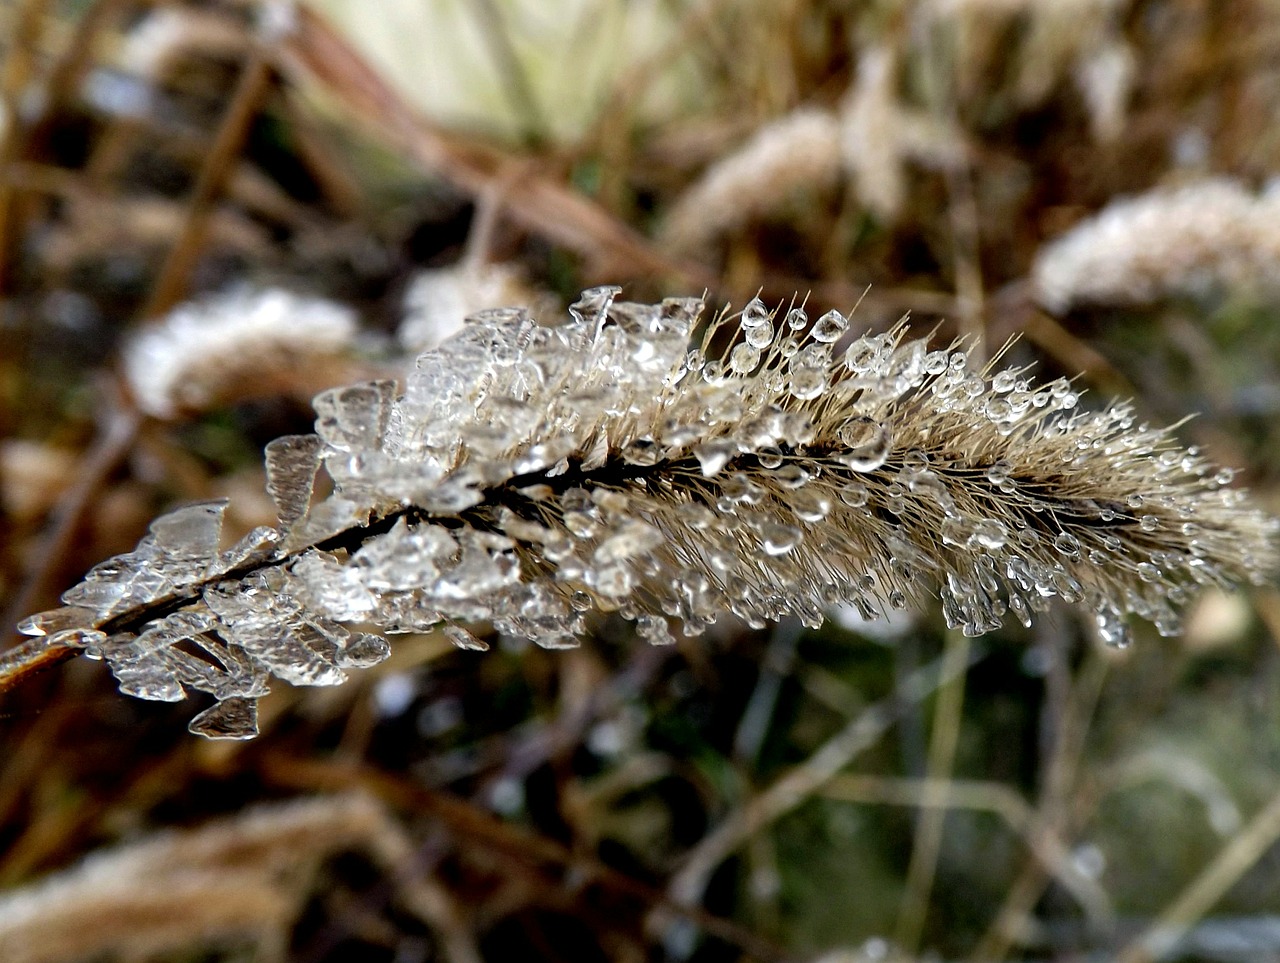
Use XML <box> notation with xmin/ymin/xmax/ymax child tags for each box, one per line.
<box><xmin>11</xmin><ymin>287</ymin><xmax>1277</xmax><ymax>739</ymax></box>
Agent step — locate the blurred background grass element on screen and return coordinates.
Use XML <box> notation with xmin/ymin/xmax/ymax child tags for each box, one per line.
<box><xmin>2</xmin><ymin>1</ymin><xmax>1280</xmax><ymax>961</ymax></box>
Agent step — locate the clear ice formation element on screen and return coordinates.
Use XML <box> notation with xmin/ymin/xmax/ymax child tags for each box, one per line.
<box><xmin>18</xmin><ymin>288</ymin><xmax>1279</xmax><ymax>738</ymax></box>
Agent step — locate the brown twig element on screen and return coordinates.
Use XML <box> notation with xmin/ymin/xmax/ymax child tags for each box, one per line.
<box><xmin>1</xmin><ymin>396</ymin><xmax>141</xmax><ymax>668</ymax></box>
<box><xmin>259</xmin><ymin>754</ymin><xmax>792</xmax><ymax>963</ymax></box>
<box><xmin>664</xmin><ymin>645</ymin><xmax>983</xmax><ymax>913</ymax></box>
<box><xmin>1114</xmin><ymin>784</ymin><xmax>1280</xmax><ymax>963</ymax></box>
<box><xmin>276</xmin><ymin>6</ymin><xmax>714</xmax><ymax>288</ymax></box>
<box><xmin>968</xmin><ymin>641</ymin><xmax>1111</xmax><ymax>962</ymax></box>
<box><xmin>894</xmin><ymin>630</ymin><xmax>972</xmax><ymax>952</ymax></box>
<box><xmin>139</xmin><ymin>49</ymin><xmax>275</xmax><ymax>319</ymax></box>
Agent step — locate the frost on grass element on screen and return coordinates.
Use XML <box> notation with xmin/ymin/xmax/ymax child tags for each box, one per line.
<box><xmin>19</xmin><ymin>288</ymin><xmax>1278</xmax><ymax>738</ymax></box>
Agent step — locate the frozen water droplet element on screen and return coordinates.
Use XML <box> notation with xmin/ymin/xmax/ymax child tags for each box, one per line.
<box><xmin>264</xmin><ymin>434</ymin><xmax>323</xmax><ymax>528</ymax></box>
<box><xmin>189</xmin><ymin>697</ymin><xmax>259</xmax><ymax>740</ymax></box>
<box><xmin>730</xmin><ymin>342</ymin><xmax>761</xmax><ymax>374</ymax></box>
<box><xmin>18</xmin><ymin>606</ymin><xmax>101</xmax><ymax>637</ymax></box>
<box><xmin>785</xmin><ymin>307</ymin><xmax>808</xmax><ymax>330</ymax></box>
<box><xmin>340</xmin><ymin>633</ymin><xmax>391</xmax><ymax>667</ymax></box>
<box><xmin>1096</xmin><ymin>607</ymin><xmax>1131</xmax><ymax>649</ymax></box>
<box><xmin>595</xmin><ymin>520</ymin><xmax>664</xmax><ymax>564</ymax></box>
<box><xmin>773</xmin><ymin>464</ymin><xmax>810</xmax><ymax>489</ymax></box>
<box><xmin>789</xmin><ymin>367</ymin><xmax>827</xmax><ymax>399</ymax></box>
<box><xmin>594</xmin><ymin>564</ymin><xmax>635</xmax><ymax>597</ymax></box>
<box><xmin>149</xmin><ymin>501</ymin><xmax>226</xmax><ymax>578</ymax></box>
<box><xmin>443</xmin><ymin>624</ymin><xmax>489</xmax><ymax>651</ymax></box>
<box><xmin>812</xmin><ymin>310</ymin><xmax>848</xmax><ymax>343</ymax></box>
<box><xmin>636</xmin><ymin>613</ymin><xmax>675</xmax><ymax>645</ymax></box>
<box><xmin>569</xmin><ymin>285</ymin><xmax>621</xmax><ymax>332</ymax></box>
<box><xmin>837</xmin><ymin>417</ymin><xmax>891</xmax><ymax>471</ymax></box>
<box><xmin>1054</xmin><ymin>533</ymin><xmax>1081</xmax><ymax>559</ymax></box>
<box><xmin>971</xmin><ymin>518</ymin><xmax>1008</xmax><ymax>550</ymax></box>
<box><xmin>694</xmin><ymin>439</ymin><xmax>736</xmax><ymax>476</ymax></box>
<box><xmin>622</xmin><ymin>437</ymin><xmax>660</xmax><ymax>466</ymax></box>
<box><xmin>745</xmin><ymin>321</ymin><xmax>775</xmax><ymax>349</ymax></box>
<box><xmin>840</xmin><ymin>481</ymin><xmax>870</xmax><ymax>507</ymax></box>
<box><xmin>312</xmin><ymin>380</ymin><xmax>395</xmax><ymax>452</ymax></box>
<box><xmin>741</xmin><ymin>297</ymin><xmax>771</xmax><ymax>329</ymax></box>
<box><xmin>761</xmin><ymin>523</ymin><xmax>802</xmax><ymax>556</ymax></box>
<box><xmin>992</xmin><ymin>370</ymin><xmax>1017</xmax><ymax>392</ymax></box>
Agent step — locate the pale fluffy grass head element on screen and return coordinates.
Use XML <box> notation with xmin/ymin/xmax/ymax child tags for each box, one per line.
<box><xmin>1033</xmin><ymin>178</ymin><xmax>1280</xmax><ymax>313</ymax></box>
<box><xmin>123</xmin><ymin>287</ymin><xmax>359</xmax><ymax>418</ymax></box>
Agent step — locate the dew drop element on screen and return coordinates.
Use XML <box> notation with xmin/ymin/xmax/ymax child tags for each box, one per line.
<box><xmin>1053</xmin><ymin>532</ymin><xmax>1081</xmax><ymax>559</ymax></box>
<box><xmin>840</xmin><ymin>482</ymin><xmax>870</xmax><ymax>507</ymax></box>
<box><xmin>1140</xmin><ymin>514</ymin><xmax>1160</xmax><ymax>532</ymax></box>
<box><xmin>745</xmin><ymin>321</ymin><xmax>775</xmax><ymax>349</ymax></box>
<box><xmin>1137</xmin><ymin>562</ymin><xmax>1162</xmax><ymax>582</ymax></box>
<box><xmin>722</xmin><ymin>472</ymin><xmax>764</xmax><ymax>504</ymax></box>
<box><xmin>730</xmin><ymin>342</ymin><xmax>762</xmax><ymax>374</ymax></box>
<box><xmin>812</xmin><ymin>309</ymin><xmax>849</xmax><ymax>343</ymax></box>
<box><xmin>622</xmin><ymin>437</ymin><xmax>660</xmax><ymax>466</ymax></box>
<box><xmin>900</xmin><ymin>449</ymin><xmax>929</xmax><ymax>474</ymax></box>
<box><xmin>789</xmin><ymin>367</ymin><xmax>828</xmax><ymax>400</ymax></box>
<box><xmin>742</xmin><ymin>297</ymin><xmax>771</xmax><ymax>329</ymax></box>
<box><xmin>791</xmin><ymin>489</ymin><xmax>832</xmax><ymax>522</ymax></box>
<box><xmin>971</xmin><ymin>518</ymin><xmax>1008</xmax><ymax>550</ymax></box>
<box><xmin>774</xmin><ymin>464</ymin><xmax>810</xmax><ymax>489</ymax></box>
<box><xmin>1126</xmin><ymin>494</ymin><xmax>1145</xmax><ymax>509</ymax></box>
<box><xmin>694</xmin><ymin>440</ymin><xmax>736</xmax><ymax>476</ymax></box>
<box><xmin>837</xmin><ymin>417</ymin><xmax>891</xmax><ymax>472</ymax></box>
<box><xmin>984</xmin><ymin>397</ymin><xmax>1013</xmax><ymax>421</ymax></box>
<box><xmin>924</xmin><ymin>351</ymin><xmax>948</xmax><ymax>375</ymax></box>
<box><xmin>761</xmin><ymin>523</ymin><xmax>803</xmax><ymax>556</ymax></box>
<box><xmin>756</xmin><ymin>445</ymin><xmax>784</xmax><ymax>469</ymax></box>
<box><xmin>786</xmin><ymin>307</ymin><xmax>808</xmax><ymax>330</ymax></box>
<box><xmin>992</xmin><ymin>370</ymin><xmax>1017</xmax><ymax>393</ymax></box>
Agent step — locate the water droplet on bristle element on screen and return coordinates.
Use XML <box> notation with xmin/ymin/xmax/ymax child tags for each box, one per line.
<box><xmin>812</xmin><ymin>310</ymin><xmax>849</xmax><ymax>343</ymax></box>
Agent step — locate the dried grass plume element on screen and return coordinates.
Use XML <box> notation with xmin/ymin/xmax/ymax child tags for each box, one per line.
<box><xmin>1033</xmin><ymin>178</ymin><xmax>1280</xmax><ymax>312</ymax></box>
<box><xmin>15</xmin><ymin>288</ymin><xmax>1277</xmax><ymax>738</ymax></box>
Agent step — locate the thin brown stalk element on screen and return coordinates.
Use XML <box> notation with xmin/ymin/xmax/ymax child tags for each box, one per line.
<box><xmin>1</xmin><ymin>397</ymin><xmax>141</xmax><ymax>650</ymax></box>
<box><xmin>969</xmin><ymin>642</ymin><xmax>1110</xmax><ymax>962</ymax></box>
<box><xmin>894</xmin><ymin>630</ymin><xmax>972</xmax><ymax>952</ymax></box>
<box><xmin>665</xmin><ymin>647</ymin><xmax>980</xmax><ymax>911</ymax></box>
<box><xmin>140</xmin><ymin>49</ymin><xmax>275</xmax><ymax>319</ymax></box>
<box><xmin>1114</xmin><ymin>785</ymin><xmax>1280</xmax><ymax>963</ymax></box>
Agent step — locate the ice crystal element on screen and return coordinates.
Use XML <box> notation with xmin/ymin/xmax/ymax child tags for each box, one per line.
<box><xmin>18</xmin><ymin>289</ymin><xmax>1278</xmax><ymax>737</ymax></box>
